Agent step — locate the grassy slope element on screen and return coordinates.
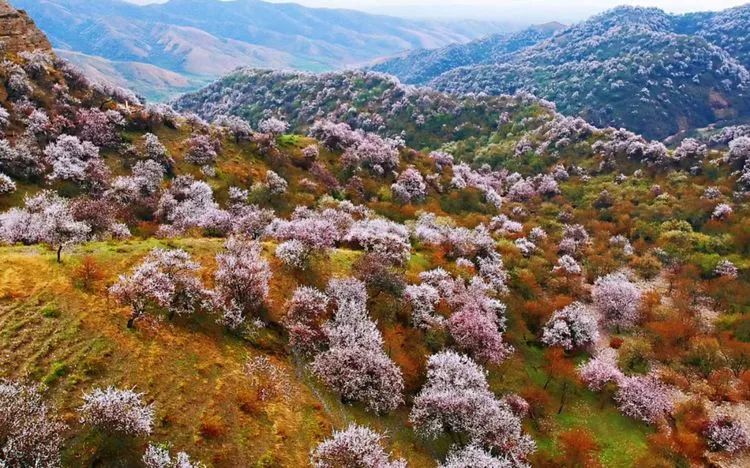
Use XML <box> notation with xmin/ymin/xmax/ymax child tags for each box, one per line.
<box><xmin>5</xmin><ymin>116</ymin><xmax>748</xmax><ymax>465</ymax></box>
<box><xmin>8</xmin><ymin>112</ymin><xmax>741</xmax><ymax>466</ymax></box>
<box><xmin>7</xmin><ymin>122</ymin><xmax>735</xmax><ymax>466</ymax></box>
<box><xmin>0</xmin><ymin>235</ymin><xmax>652</xmax><ymax>466</ymax></box>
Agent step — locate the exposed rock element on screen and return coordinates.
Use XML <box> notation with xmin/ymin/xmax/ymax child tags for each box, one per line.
<box><xmin>0</xmin><ymin>0</ymin><xmax>51</xmax><ymax>54</ymax></box>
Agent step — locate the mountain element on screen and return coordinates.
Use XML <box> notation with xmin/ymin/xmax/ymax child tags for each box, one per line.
<box><xmin>4</xmin><ymin>1</ymin><xmax>750</xmax><ymax>467</ymax></box>
<box><xmin>11</xmin><ymin>0</ymin><xmax>509</xmax><ymax>101</ymax></box>
<box><xmin>55</xmin><ymin>50</ymin><xmax>208</xmax><ymax>101</ymax></box>
<box><xmin>370</xmin><ymin>22</ymin><xmax>565</xmax><ymax>85</ymax></box>
<box><xmin>373</xmin><ymin>5</ymin><xmax>750</xmax><ymax>140</ymax></box>
<box><xmin>0</xmin><ymin>0</ymin><xmax>51</xmax><ymax>53</ymax></box>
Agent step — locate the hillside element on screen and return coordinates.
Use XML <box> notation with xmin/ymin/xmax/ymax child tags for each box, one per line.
<box><xmin>56</xmin><ymin>50</ymin><xmax>208</xmax><ymax>102</ymax></box>
<box><xmin>3</xmin><ymin>1</ymin><xmax>750</xmax><ymax>467</ymax></box>
<box><xmin>370</xmin><ymin>22</ymin><xmax>564</xmax><ymax>86</ymax></box>
<box><xmin>11</xmin><ymin>0</ymin><xmax>508</xmax><ymax>101</ymax></box>
<box><xmin>373</xmin><ymin>5</ymin><xmax>750</xmax><ymax>140</ymax></box>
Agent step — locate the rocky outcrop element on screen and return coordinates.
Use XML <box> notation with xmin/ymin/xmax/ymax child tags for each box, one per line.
<box><xmin>0</xmin><ymin>0</ymin><xmax>51</xmax><ymax>54</ymax></box>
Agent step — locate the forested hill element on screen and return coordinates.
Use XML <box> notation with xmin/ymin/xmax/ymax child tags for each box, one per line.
<box><xmin>373</xmin><ymin>5</ymin><xmax>750</xmax><ymax>140</ymax></box>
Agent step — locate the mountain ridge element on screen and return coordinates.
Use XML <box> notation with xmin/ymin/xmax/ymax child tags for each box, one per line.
<box><xmin>11</xmin><ymin>0</ymin><xmax>510</xmax><ymax>101</ymax></box>
<box><xmin>372</xmin><ymin>4</ymin><xmax>750</xmax><ymax>140</ymax></box>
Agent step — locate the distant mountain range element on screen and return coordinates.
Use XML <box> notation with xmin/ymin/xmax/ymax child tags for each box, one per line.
<box><xmin>372</xmin><ymin>5</ymin><xmax>750</xmax><ymax>140</ymax></box>
<box><xmin>11</xmin><ymin>0</ymin><xmax>509</xmax><ymax>101</ymax></box>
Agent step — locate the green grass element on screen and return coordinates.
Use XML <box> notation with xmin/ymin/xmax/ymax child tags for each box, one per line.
<box><xmin>41</xmin><ymin>303</ymin><xmax>61</xmax><ymax>318</ymax></box>
<box><xmin>43</xmin><ymin>360</ymin><xmax>70</xmax><ymax>385</ymax></box>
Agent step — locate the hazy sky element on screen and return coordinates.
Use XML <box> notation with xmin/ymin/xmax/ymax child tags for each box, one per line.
<box><xmin>124</xmin><ymin>0</ymin><xmax>749</xmax><ymax>22</ymax></box>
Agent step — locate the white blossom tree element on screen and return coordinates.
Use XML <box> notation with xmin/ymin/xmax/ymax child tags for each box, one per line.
<box><xmin>541</xmin><ymin>302</ymin><xmax>599</xmax><ymax>351</ymax></box>
<box><xmin>143</xmin><ymin>443</ymin><xmax>205</xmax><ymax>468</ymax></box>
<box><xmin>78</xmin><ymin>386</ymin><xmax>154</xmax><ymax>436</ymax></box>
<box><xmin>0</xmin><ymin>172</ymin><xmax>16</xmax><ymax>194</ymax></box>
<box><xmin>345</xmin><ymin>218</ymin><xmax>411</xmax><ymax>265</ymax></box>
<box><xmin>0</xmin><ymin>379</ymin><xmax>66</xmax><ymax>467</ymax></box>
<box><xmin>404</xmin><ymin>283</ymin><xmax>443</xmax><ymax>330</ymax></box>
<box><xmin>142</xmin><ymin>133</ymin><xmax>174</xmax><ymax>170</ymax></box>
<box><xmin>265</xmin><ymin>170</ymin><xmax>288</xmax><ymax>195</ymax></box>
<box><xmin>0</xmin><ymin>190</ymin><xmax>90</xmax><ymax>262</ymax></box>
<box><xmin>410</xmin><ymin>351</ymin><xmax>534</xmax><ymax>463</ymax></box>
<box><xmin>310</xmin><ymin>424</ymin><xmax>406</xmax><ymax>468</ymax></box>
<box><xmin>259</xmin><ymin>117</ymin><xmax>289</xmax><ymax>136</ymax></box>
<box><xmin>440</xmin><ymin>444</ymin><xmax>513</xmax><ymax>468</ymax></box>
<box><xmin>43</xmin><ymin>135</ymin><xmax>106</xmax><ymax>186</ymax></box>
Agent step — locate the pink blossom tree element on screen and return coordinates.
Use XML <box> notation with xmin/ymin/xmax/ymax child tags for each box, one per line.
<box><xmin>76</xmin><ymin>109</ymin><xmax>123</xmax><ymax>148</ymax></box>
<box><xmin>283</xmin><ymin>286</ymin><xmax>329</xmax><ymax>356</ymax></box>
<box><xmin>448</xmin><ymin>301</ymin><xmax>511</xmax><ymax>365</ymax></box>
<box><xmin>267</xmin><ymin>207</ymin><xmax>343</xmax><ymax>266</ymax></box>
<box><xmin>109</xmin><ymin>248</ymin><xmax>206</xmax><ymax>328</ymax></box>
<box><xmin>429</xmin><ymin>150</ymin><xmax>454</xmax><ymax>172</ymax></box>
<box><xmin>258</xmin><ymin>117</ymin><xmax>289</xmax><ymax>136</ymax></box>
<box><xmin>706</xmin><ymin>415</ymin><xmax>750</xmax><ymax>453</ymax></box>
<box><xmin>211</xmin><ymin>237</ymin><xmax>271</xmax><ymax>329</ymax></box>
<box><xmin>391</xmin><ymin>166</ymin><xmax>426</xmax><ymax>203</ymax></box>
<box><xmin>536</xmin><ymin>174</ymin><xmax>560</xmax><ymax>197</ymax></box>
<box><xmin>156</xmin><ymin>175</ymin><xmax>228</xmax><ymax>235</ymax></box>
<box><xmin>106</xmin><ymin>160</ymin><xmax>164</xmax><ymax>207</ymax></box>
<box><xmin>578</xmin><ymin>348</ymin><xmax>624</xmax><ymax>391</ymax></box>
<box><xmin>184</xmin><ymin>134</ymin><xmax>220</xmax><ymax>166</ymax></box>
<box><xmin>311</xmin><ymin>278</ymin><xmax>404</xmax><ymax>413</ymax></box>
<box><xmin>558</xmin><ymin>224</ymin><xmax>590</xmax><ymax>257</ymax></box>
<box><xmin>443</xmin><ymin>276</ymin><xmax>511</xmax><ymax>365</ymax></box>
<box><xmin>592</xmin><ymin>272</ymin><xmax>642</xmax><ymax>331</ymax></box>
<box><xmin>507</xmin><ymin>179</ymin><xmax>536</xmax><ymax>202</ymax></box>
<box><xmin>614</xmin><ymin>374</ymin><xmax>673</xmax><ymax>425</ymax></box>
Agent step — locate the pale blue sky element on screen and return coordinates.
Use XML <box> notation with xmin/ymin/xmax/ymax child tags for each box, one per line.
<box><xmin>124</xmin><ymin>0</ymin><xmax>749</xmax><ymax>22</ymax></box>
